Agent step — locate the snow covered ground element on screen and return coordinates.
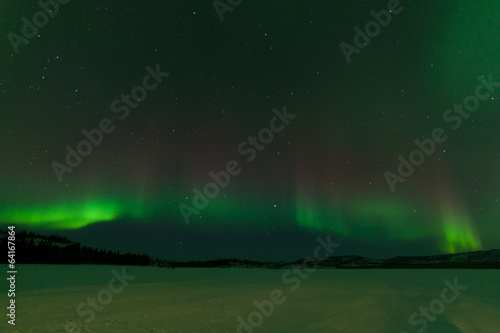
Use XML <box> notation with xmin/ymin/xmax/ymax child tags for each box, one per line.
<box><xmin>1</xmin><ymin>265</ymin><xmax>499</xmax><ymax>332</ymax></box>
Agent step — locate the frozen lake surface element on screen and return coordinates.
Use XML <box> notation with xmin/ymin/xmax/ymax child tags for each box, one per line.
<box><xmin>2</xmin><ymin>265</ymin><xmax>499</xmax><ymax>332</ymax></box>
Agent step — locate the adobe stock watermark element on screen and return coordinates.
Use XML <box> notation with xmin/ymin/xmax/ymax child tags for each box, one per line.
<box><xmin>179</xmin><ymin>105</ymin><xmax>296</xmax><ymax>224</ymax></box>
<box><xmin>400</xmin><ymin>276</ymin><xmax>467</xmax><ymax>333</ymax></box>
<box><xmin>8</xmin><ymin>0</ymin><xmax>71</xmax><ymax>54</ymax></box>
<box><xmin>384</xmin><ymin>73</ymin><xmax>499</xmax><ymax>192</ymax></box>
<box><xmin>64</xmin><ymin>267</ymin><xmax>135</xmax><ymax>333</ymax></box>
<box><xmin>236</xmin><ymin>235</ymin><xmax>340</xmax><ymax>333</ymax></box>
<box><xmin>340</xmin><ymin>0</ymin><xmax>411</xmax><ymax>64</ymax></box>
<box><xmin>51</xmin><ymin>64</ymin><xmax>169</xmax><ymax>183</ymax></box>
<box><xmin>213</xmin><ymin>0</ymin><xmax>242</xmax><ymax>22</ymax></box>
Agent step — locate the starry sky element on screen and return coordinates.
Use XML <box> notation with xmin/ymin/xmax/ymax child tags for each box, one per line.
<box><xmin>1</xmin><ymin>0</ymin><xmax>500</xmax><ymax>261</ymax></box>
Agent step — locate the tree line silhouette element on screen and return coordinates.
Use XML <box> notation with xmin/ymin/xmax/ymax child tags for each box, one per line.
<box><xmin>0</xmin><ymin>229</ymin><xmax>150</xmax><ymax>266</ymax></box>
<box><xmin>0</xmin><ymin>229</ymin><xmax>272</xmax><ymax>268</ymax></box>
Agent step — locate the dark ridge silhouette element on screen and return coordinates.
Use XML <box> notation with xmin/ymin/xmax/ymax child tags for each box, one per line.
<box><xmin>1</xmin><ymin>229</ymin><xmax>498</xmax><ymax>268</ymax></box>
<box><xmin>0</xmin><ymin>229</ymin><xmax>151</xmax><ymax>266</ymax></box>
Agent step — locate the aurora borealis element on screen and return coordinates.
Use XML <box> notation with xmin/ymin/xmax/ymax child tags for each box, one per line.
<box><xmin>1</xmin><ymin>0</ymin><xmax>499</xmax><ymax>261</ymax></box>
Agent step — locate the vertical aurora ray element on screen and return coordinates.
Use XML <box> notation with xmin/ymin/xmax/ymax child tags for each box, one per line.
<box><xmin>441</xmin><ymin>212</ymin><xmax>482</xmax><ymax>253</ymax></box>
<box><xmin>435</xmin><ymin>175</ymin><xmax>482</xmax><ymax>253</ymax></box>
<box><xmin>294</xmin><ymin>197</ymin><xmax>349</xmax><ymax>235</ymax></box>
<box><xmin>438</xmin><ymin>200</ymin><xmax>482</xmax><ymax>253</ymax></box>
<box><xmin>293</xmin><ymin>160</ymin><xmax>350</xmax><ymax>235</ymax></box>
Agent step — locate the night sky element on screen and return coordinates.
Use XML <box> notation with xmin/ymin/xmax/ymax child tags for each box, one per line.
<box><xmin>1</xmin><ymin>0</ymin><xmax>499</xmax><ymax>261</ymax></box>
